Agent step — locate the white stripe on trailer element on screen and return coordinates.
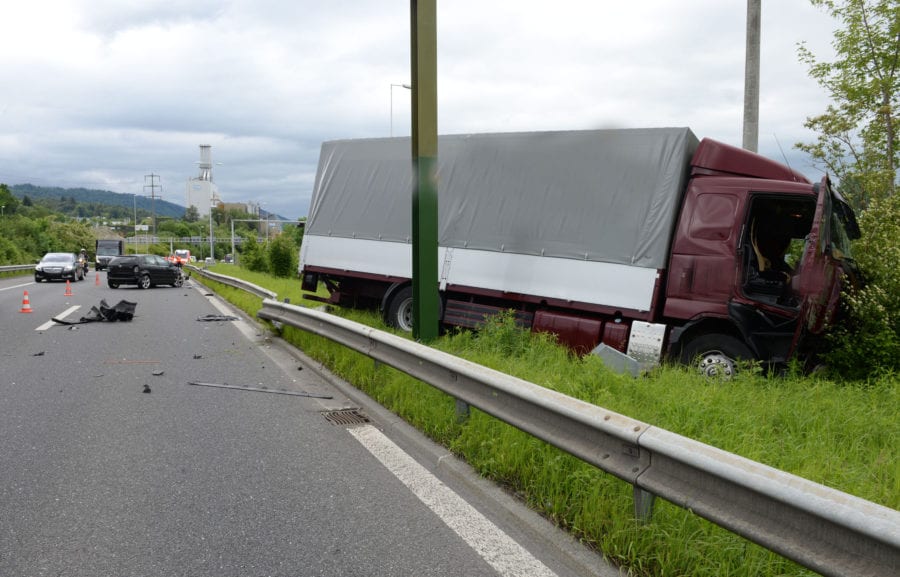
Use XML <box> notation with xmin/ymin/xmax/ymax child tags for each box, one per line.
<box><xmin>302</xmin><ymin>235</ymin><xmax>658</xmax><ymax>312</ymax></box>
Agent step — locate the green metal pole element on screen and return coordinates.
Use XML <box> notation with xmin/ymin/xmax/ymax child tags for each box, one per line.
<box><xmin>410</xmin><ymin>0</ymin><xmax>439</xmax><ymax>342</ymax></box>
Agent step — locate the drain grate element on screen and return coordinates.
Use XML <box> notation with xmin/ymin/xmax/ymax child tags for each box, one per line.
<box><xmin>322</xmin><ymin>409</ymin><xmax>370</xmax><ymax>426</ymax></box>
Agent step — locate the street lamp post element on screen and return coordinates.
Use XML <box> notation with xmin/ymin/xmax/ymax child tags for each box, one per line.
<box><xmin>209</xmin><ymin>198</ymin><xmax>215</xmax><ymax>263</ymax></box>
<box><xmin>390</xmin><ymin>83</ymin><xmax>412</xmax><ymax>137</ymax></box>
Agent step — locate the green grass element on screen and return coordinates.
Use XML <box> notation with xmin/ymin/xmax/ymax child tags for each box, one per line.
<box><xmin>198</xmin><ymin>264</ymin><xmax>898</xmax><ymax>577</ymax></box>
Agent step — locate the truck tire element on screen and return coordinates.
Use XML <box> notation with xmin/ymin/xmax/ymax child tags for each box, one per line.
<box><xmin>386</xmin><ymin>286</ymin><xmax>415</xmax><ymax>332</ymax></box>
<box><xmin>679</xmin><ymin>333</ymin><xmax>753</xmax><ymax>378</ymax></box>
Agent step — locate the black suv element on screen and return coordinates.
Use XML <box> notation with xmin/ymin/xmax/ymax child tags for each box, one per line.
<box><xmin>107</xmin><ymin>254</ymin><xmax>185</xmax><ymax>289</ymax></box>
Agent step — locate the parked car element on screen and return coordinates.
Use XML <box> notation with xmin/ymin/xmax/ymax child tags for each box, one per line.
<box><xmin>35</xmin><ymin>252</ymin><xmax>85</xmax><ymax>282</ymax></box>
<box><xmin>107</xmin><ymin>254</ymin><xmax>185</xmax><ymax>289</ymax></box>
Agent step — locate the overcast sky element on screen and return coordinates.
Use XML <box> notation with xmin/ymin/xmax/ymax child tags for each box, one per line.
<box><xmin>0</xmin><ymin>1</ymin><xmax>838</xmax><ymax>220</ymax></box>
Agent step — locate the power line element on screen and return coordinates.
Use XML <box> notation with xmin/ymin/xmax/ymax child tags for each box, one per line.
<box><xmin>144</xmin><ymin>173</ymin><xmax>162</xmax><ymax>236</ymax></box>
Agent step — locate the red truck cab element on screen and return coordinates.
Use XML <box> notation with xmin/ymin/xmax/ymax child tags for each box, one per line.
<box><xmin>664</xmin><ymin>139</ymin><xmax>859</xmax><ymax>373</ymax></box>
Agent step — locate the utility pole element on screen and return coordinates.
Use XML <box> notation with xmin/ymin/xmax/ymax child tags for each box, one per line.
<box><xmin>743</xmin><ymin>0</ymin><xmax>761</xmax><ymax>152</ymax></box>
<box><xmin>144</xmin><ymin>173</ymin><xmax>162</xmax><ymax>237</ymax></box>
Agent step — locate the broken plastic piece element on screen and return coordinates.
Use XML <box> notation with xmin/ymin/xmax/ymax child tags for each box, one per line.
<box><xmin>52</xmin><ymin>299</ymin><xmax>137</xmax><ymax>324</ymax></box>
<box><xmin>196</xmin><ymin>314</ymin><xmax>239</xmax><ymax>322</ymax></box>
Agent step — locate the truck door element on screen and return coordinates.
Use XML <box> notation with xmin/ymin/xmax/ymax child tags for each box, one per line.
<box><xmin>793</xmin><ymin>177</ymin><xmax>841</xmax><ymax>335</ymax></box>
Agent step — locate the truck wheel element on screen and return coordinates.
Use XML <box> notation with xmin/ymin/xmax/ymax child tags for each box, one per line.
<box><xmin>139</xmin><ymin>274</ymin><xmax>151</xmax><ymax>290</ymax></box>
<box><xmin>679</xmin><ymin>334</ymin><xmax>753</xmax><ymax>378</ymax></box>
<box><xmin>386</xmin><ymin>286</ymin><xmax>414</xmax><ymax>331</ymax></box>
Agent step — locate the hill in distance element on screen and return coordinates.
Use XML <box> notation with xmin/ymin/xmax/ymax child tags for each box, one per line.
<box><xmin>10</xmin><ymin>183</ymin><xmax>187</xmax><ymax>219</ymax></box>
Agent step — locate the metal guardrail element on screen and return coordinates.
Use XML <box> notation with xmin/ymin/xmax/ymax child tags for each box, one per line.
<box><xmin>0</xmin><ymin>264</ymin><xmax>35</xmax><ymax>274</ymax></box>
<box><xmin>256</xmin><ymin>299</ymin><xmax>899</xmax><ymax>577</ymax></box>
<box><xmin>186</xmin><ymin>265</ymin><xmax>277</xmax><ymax>300</ymax></box>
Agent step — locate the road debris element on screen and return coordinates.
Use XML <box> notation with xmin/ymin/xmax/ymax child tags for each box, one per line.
<box><xmin>142</xmin><ymin>384</ymin><xmax>151</xmax><ymax>394</ymax></box>
<box><xmin>52</xmin><ymin>299</ymin><xmax>137</xmax><ymax>325</ymax></box>
<box><xmin>187</xmin><ymin>381</ymin><xmax>333</xmax><ymax>399</ymax></box>
<box><xmin>196</xmin><ymin>314</ymin><xmax>239</xmax><ymax>322</ymax></box>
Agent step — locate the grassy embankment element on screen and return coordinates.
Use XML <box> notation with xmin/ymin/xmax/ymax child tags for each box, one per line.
<box><xmin>199</xmin><ymin>264</ymin><xmax>898</xmax><ymax>577</ymax></box>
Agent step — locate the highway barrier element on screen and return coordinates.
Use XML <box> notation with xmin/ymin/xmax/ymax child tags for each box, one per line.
<box><xmin>257</xmin><ymin>298</ymin><xmax>899</xmax><ymax>577</ymax></box>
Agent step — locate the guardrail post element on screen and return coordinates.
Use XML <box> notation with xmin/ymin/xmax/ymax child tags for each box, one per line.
<box><xmin>633</xmin><ymin>486</ymin><xmax>657</xmax><ymax>523</ymax></box>
<box><xmin>455</xmin><ymin>399</ymin><xmax>470</xmax><ymax>423</ymax></box>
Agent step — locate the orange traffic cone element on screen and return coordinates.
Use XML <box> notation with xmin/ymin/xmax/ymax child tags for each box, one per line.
<box><xmin>95</xmin><ymin>272</ymin><xmax>100</xmax><ymax>286</ymax></box>
<box><xmin>20</xmin><ymin>290</ymin><xmax>33</xmax><ymax>313</ymax></box>
<box><xmin>64</xmin><ymin>280</ymin><xmax>73</xmax><ymax>296</ymax></box>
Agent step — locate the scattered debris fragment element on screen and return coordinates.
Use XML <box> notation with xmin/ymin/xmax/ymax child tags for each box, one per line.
<box><xmin>142</xmin><ymin>384</ymin><xmax>151</xmax><ymax>394</ymax></box>
<box><xmin>196</xmin><ymin>314</ymin><xmax>239</xmax><ymax>322</ymax></box>
<box><xmin>33</xmin><ymin>351</ymin><xmax>45</xmax><ymax>357</ymax></box>
<box><xmin>52</xmin><ymin>299</ymin><xmax>137</xmax><ymax>325</ymax></box>
<box><xmin>193</xmin><ymin>354</ymin><xmax>203</xmax><ymax>359</ymax></box>
<box><xmin>152</xmin><ymin>370</ymin><xmax>165</xmax><ymax>376</ymax></box>
<box><xmin>187</xmin><ymin>381</ymin><xmax>333</xmax><ymax>399</ymax></box>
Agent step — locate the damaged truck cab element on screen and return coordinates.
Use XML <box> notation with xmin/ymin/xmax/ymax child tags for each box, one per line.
<box><xmin>665</xmin><ymin>140</ymin><xmax>859</xmax><ymax>374</ymax></box>
<box><xmin>298</xmin><ymin>129</ymin><xmax>859</xmax><ymax>374</ymax></box>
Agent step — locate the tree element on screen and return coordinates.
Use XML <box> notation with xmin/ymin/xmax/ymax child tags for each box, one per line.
<box><xmin>267</xmin><ymin>233</ymin><xmax>297</xmax><ymax>278</ymax></box>
<box><xmin>184</xmin><ymin>205</ymin><xmax>199</xmax><ymax>222</ymax></box>
<box><xmin>796</xmin><ymin>0</ymin><xmax>900</xmax><ymax>210</ymax></box>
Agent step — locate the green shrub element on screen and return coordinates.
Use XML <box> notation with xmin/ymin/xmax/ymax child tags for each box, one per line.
<box><xmin>826</xmin><ymin>193</ymin><xmax>900</xmax><ymax>378</ymax></box>
<box><xmin>267</xmin><ymin>233</ymin><xmax>297</xmax><ymax>278</ymax></box>
<box><xmin>240</xmin><ymin>236</ymin><xmax>268</xmax><ymax>273</ymax></box>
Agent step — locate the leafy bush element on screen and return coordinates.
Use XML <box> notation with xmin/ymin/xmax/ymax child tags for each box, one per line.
<box><xmin>825</xmin><ymin>193</ymin><xmax>900</xmax><ymax>378</ymax></box>
<box><xmin>239</xmin><ymin>236</ymin><xmax>268</xmax><ymax>273</ymax></box>
<box><xmin>267</xmin><ymin>233</ymin><xmax>297</xmax><ymax>278</ymax></box>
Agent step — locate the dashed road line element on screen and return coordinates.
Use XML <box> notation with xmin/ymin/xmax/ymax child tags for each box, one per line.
<box><xmin>36</xmin><ymin>305</ymin><xmax>80</xmax><ymax>331</ymax></box>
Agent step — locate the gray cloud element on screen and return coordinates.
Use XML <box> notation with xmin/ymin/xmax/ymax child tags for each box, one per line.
<box><xmin>0</xmin><ymin>1</ymin><xmax>838</xmax><ymax>220</ymax></box>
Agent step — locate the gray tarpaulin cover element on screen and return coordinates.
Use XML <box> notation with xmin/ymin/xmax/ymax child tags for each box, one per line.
<box><xmin>306</xmin><ymin>127</ymin><xmax>700</xmax><ymax>270</ymax></box>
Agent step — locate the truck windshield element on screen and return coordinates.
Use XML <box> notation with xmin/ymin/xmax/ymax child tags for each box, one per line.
<box><xmin>98</xmin><ymin>246</ymin><xmax>119</xmax><ymax>255</ymax></box>
<box><xmin>826</xmin><ymin>184</ymin><xmax>859</xmax><ymax>261</ymax></box>
<box><xmin>830</xmin><ymin>208</ymin><xmax>854</xmax><ymax>261</ymax></box>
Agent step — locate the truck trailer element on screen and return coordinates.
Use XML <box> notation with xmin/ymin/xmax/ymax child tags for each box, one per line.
<box><xmin>298</xmin><ymin>128</ymin><xmax>859</xmax><ymax>374</ymax></box>
<box><xmin>95</xmin><ymin>238</ymin><xmax>126</xmax><ymax>271</ymax></box>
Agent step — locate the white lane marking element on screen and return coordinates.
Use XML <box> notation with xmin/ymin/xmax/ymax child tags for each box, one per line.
<box><xmin>1</xmin><ymin>281</ymin><xmax>35</xmax><ymax>292</ymax></box>
<box><xmin>36</xmin><ymin>305</ymin><xmax>80</xmax><ymax>331</ymax></box>
<box><xmin>348</xmin><ymin>424</ymin><xmax>558</xmax><ymax>577</ymax></box>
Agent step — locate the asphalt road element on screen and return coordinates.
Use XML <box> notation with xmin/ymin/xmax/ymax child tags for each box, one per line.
<box><xmin>0</xmin><ymin>272</ymin><xmax>614</xmax><ymax>577</ymax></box>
